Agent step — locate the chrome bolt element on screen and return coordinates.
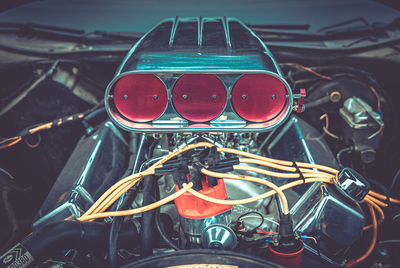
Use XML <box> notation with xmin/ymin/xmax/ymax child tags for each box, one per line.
<box><xmin>212</xmin><ymin>94</ymin><xmax>217</xmax><ymax>99</ymax></box>
<box><xmin>182</xmin><ymin>94</ymin><xmax>188</xmax><ymax>100</ymax></box>
<box><xmin>241</xmin><ymin>94</ymin><xmax>247</xmax><ymax>100</ymax></box>
<box><xmin>123</xmin><ymin>94</ymin><xmax>128</xmax><ymax>100</ymax></box>
<box><xmin>271</xmin><ymin>94</ymin><xmax>276</xmax><ymax>100</ymax></box>
<box><xmin>153</xmin><ymin>94</ymin><xmax>158</xmax><ymax>100</ymax></box>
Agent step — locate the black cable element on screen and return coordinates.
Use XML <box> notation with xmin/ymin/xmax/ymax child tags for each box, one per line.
<box><xmin>292</xmin><ymin>162</ymin><xmax>305</xmax><ymax>184</ymax></box>
<box><xmin>336</xmin><ymin>147</ymin><xmax>353</xmax><ymax>167</ymax></box>
<box><xmin>237</xmin><ymin>211</ymin><xmax>264</xmax><ymax>233</ymax></box>
<box><xmin>305</xmin><ymin>95</ymin><xmax>331</xmax><ymax>109</ymax></box>
<box><xmin>282</xmin><ymin>65</ymin><xmax>389</xmax><ymax>103</ymax></box>
<box><xmin>389</xmin><ymin>168</ymin><xmax>400</xmax><ymax>193</ymax></box>
<box><xmin>0</xmin><ymin>167</ymin><xmax>14</xmax><ymax>180</ymax></box>
<box><xmin>392</xmin><ymin>213</ymin><xmax>400</xmax><ymax>222</ymax></box>
<box><xmin>313</xmin><ymin>237</ymin><xmax>322</xmax><ymax>262</ymax></box>
<box><xmin>377</xmin><ymin>240</ymin><xmax>400</xmax><ymax>246</ymax></box>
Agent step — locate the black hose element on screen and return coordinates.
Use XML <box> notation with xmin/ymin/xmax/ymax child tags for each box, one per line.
<box><xmin>1</xmin><ymin>221</ymin><xmax>139</xmax><ymax>268</ymax></box>
<box><xmin>108</xmin><ymin>191</ymin><xmax>139</xmax><ymax>268</ymax></box>
<box><xmin>140</xmin><ymin>174</ymin><xmax>157</xmax><ymax>257</ymax></box>
<box><xmin>109</xmin><ymin>133</ymin><xmax>140</xmax><ymax>268</ymax></box>
<box><xmin>84</xmin><ymin>106</ymin><xmax>106</xmax><ymax>122</ymax></box>
<box><xmin>155</xmin><ymin>205</ymin><xmax>180</xmax><ymax>250</ymax></box>
<box><xmin>152</xmin><ymin>162</ymin><xmax>180</xmax><ymax>251</ymax></box>
<box><xmin>81</xmin><ymin>106</ymin><xmax>106</xmax><ymax>134</ymax></box>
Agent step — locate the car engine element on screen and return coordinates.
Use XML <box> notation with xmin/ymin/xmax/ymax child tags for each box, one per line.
<box><xmin>0</xmin><ymin>16</ymin><xmax>399</xmax><ymax>268</ymax></box>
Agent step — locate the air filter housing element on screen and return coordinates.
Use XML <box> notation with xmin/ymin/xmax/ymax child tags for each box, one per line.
<box><xmin>105</xmin><ymin>17</ymin><xmax>293</xmax><ymax>132</ymax></box>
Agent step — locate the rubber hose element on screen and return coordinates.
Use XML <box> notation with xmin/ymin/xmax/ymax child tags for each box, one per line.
<box><xmin>1</xmin><ymin>221</ymin><xmax>138</xmax><ymax>268</ymax></box>
<box><xmin>140</xmin><ymin>174</ymin><xmax>157</xmax><ymax>257</ymax></box>
<box><xmin>109</xmin><ymin>133</ymin><xmax>139</xmax><ymax>268</ymax></box>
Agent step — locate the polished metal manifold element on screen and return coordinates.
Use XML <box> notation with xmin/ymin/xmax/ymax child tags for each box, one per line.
<box><xmin>105</xmin><ymin>17</ymin><xmax>293</xmax><ymax>133</ymax></box>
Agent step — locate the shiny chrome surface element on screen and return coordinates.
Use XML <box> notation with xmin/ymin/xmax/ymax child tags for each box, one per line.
<box><xmin>339</xmin><ymin>97</ymin><xmax>383</xmax><ymax>139</ymax></box>
<box><xmin>179</xmin><ymin>210</ymin><xmax>231</xmax><ymax>245</ymax></box>
<box><xmin>267</xmin><ymin>116</ymin><xmax>365</xmax><ymax>263</ymax></box>
<box><xmin>335</xmin><ymin>167</ymin><xmax>371</xmax><ymax>203</ymax></box>
<box><xmin>32</xmin><ymin>121</ymin><xmax>128</xmax><ymax>230</ymax></box>
<box><xmin>294</xmin><ymin>184</ymin><xmax>365</xmax><ymax>246</ymax></box>
<box><xmin>116</xmin><ymin>17</ymin><xmax>281</xmax><ymax>75</ymax></box>
<box><xmin>105</xmin><ymin>17</ymin><xmax>293</xmax><ymax>133</ymax></box>
<box><xmin>201</xmin><ymin>224</ymin><xmax>237</xmax><ymax>250</ymax></box>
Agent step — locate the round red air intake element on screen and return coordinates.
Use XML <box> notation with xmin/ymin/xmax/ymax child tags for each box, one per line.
<box><xmin>113</xmin><ymin>74</ymin><xmax>167</xmax><ymax>122</ymax></box>
<box><xmin>231</xmin><ymin>74</ymin><xmax>287</xmax><ymax>122</ymax></box>
<box><xmin>172</xmin><ymin>74</ymin><xmax>227</xmax><ymax>122</ymax></box>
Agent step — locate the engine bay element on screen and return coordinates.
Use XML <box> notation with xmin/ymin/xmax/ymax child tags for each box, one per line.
<box><xmin>0</xmin><ymin>15</ymin><xmax>400</xmax><ymax>268</ymax></box>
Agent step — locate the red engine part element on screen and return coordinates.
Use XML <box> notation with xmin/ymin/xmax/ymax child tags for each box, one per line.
<box><xmin>172</xmin><ymin>74</ymin><xmax>227</xmax><ymax>122</ymax></box>
<box><xmin>174</xmin><ymin>175</ymin><xmax>232</xmax><ymax>219</ymax></box>
<box><xmin>231</xmin><ymin>73</ymin><xmax>287</xmax><ymax>122</ymax></box>
<box><xmin>113</xmin><ymin>74</ymin><xmax>168</xmax><ymax>122</ymax></box>
<box><xmin>269</xmin><ymin>241</ymin><xmax>304</xmax><ymax>268</ymax></box>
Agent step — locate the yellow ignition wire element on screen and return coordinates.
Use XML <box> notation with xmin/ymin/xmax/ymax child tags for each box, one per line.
<box><xmin>78</xmin><ymin>182</ymin><xmax>194</xmax><ymax>222</ymax></box>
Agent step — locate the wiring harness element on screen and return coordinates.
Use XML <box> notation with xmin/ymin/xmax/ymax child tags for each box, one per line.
<box><xmin>0</xmin><ymin>106</ymin><xmax>103</xmax><ymax>150</ymax></box>
<box><xmin>72</xmin><ymin>141</ymin><xmax>399</xmax><ymax>266</ymax></box>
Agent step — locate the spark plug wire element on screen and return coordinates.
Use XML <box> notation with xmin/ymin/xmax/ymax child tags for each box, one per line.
<box><xmin>75</xmin><ymin>140</ymin><xmax>397</xmax><ymax>268</ymax></box>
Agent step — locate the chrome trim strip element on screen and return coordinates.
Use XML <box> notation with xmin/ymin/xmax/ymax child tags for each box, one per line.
<box><xmin>169</xmin><ymin>16</ymin><xmax>179</xmax><ymax>48</ymax></box>
<box><xmin>222</xmin><ymin>16</ymin><xmax>232</xmax><ymax>50</ymax></box>
<box><xmin>105</xmin><ymin>70</ymin><xmax>293</xmax><ymax>133</ymax></box>
<box><xmin>198</xmin><ymin>16</ymin><xmax>203</xmax><ymax>48</ymax></box>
